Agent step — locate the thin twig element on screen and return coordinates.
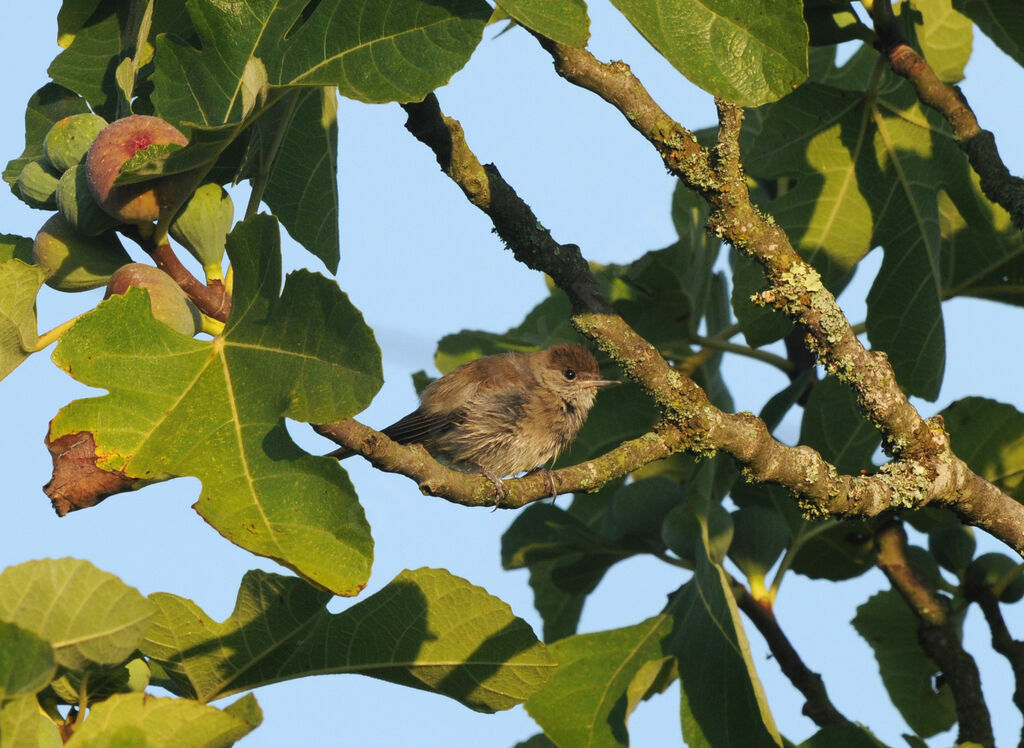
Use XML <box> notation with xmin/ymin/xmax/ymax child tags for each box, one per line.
<box><xmin>875</xmin><ymin>519</ymin><xmax>994</xmax><ymax>746</ymax></box>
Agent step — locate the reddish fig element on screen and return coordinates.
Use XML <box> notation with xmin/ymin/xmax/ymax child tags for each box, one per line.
<box><xmin>86</xmin><ymin>115</ymin><xmax>191</xmax><ymax>225</ymax></box>
<box><xmin>105</xmin><ymin>263</ymin><xmax>201</xmax><ymax>336</ymax></box>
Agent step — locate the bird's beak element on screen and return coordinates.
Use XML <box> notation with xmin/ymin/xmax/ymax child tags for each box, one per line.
<box><xmin>584</xmin><ymin>375</ymin><xmax>620</xmax><ymax>388</ymax></box>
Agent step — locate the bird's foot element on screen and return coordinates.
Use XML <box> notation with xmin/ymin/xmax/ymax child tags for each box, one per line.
<box><xmin>479</xmin><ymin>467</ymin><xmax>509</xmax><ymax>509</ymax></box>
<box><xmin>525</xmin><ymin>467</ymin><xmax>559</xmax><ymax>502</ymax></box>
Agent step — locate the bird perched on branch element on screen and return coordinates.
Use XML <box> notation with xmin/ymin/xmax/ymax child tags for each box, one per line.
<box><xmin>332</xmin><ymin>343</ymin><xmax>617</xmax><ymax>498</ymax></box>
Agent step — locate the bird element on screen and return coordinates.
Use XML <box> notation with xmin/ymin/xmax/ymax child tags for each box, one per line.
<box><xmin>332</xmin><ymin>343</ymin><xmax>617</xmax><ymax>498</ymax></box>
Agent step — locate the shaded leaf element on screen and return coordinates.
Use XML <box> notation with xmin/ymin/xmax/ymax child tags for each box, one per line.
<box><xmin>667</xmin><ymin>542</ymin><xmax>781</xmax><ymax>748</ymax></box>
<box><xmin>953</xmin><ymin>0</ymin><xmax>1024</xmax><ymax>67</ymax></box>
<box><xmin>142</xmin><ymin>568</ymin><xmax>552</xmax><ymax>712</ymax></box>
<box><xmin>941</xmin><ymin>397</ymin><xmax>1024</xmax><ymax>501</ymax></box>
<box><xmin>251</xmin><ymin>88</ymin><xmax>340</xmax><ymax>272</ymax></box>
<box><xmin>525</xmin><ymin>615</ymin><xmax>675</xmax><ymax>748</ymax></box>
<box><xmin>0</xmin><ymin>622</ymin><xmax>56</xmax><ymax>701</ymax></box>
<box><xmin>48</xmin><ymin>215</ymin><xmax>380</xmax><ymax>595</ymax></box>
<box><xmin>154</xmin><ymin>0</ymin><xmax>491</xmax><ymax>126</ymax></box>
<box><xmin>494</xmin><ymin>0</ymin><xmax>589</xmax><ymax>46</ymax></box>
<box><xmin>609</xmin><ymin>0</ymin><xmax>808</xmax><ymax>106</ymax></box>
<box><xmin>798</xmin><ymin>723</ymin><xmax>891</xmax><ymax>747</ymax></box>
<box><xmin>3</xmin><ymin>84</ymin><xmax>90</xmax><ymax>188</ymax></box>
<box><xmin>852</xmin><ymin>590</ymin><xmax>957</xmax><ymax>737</ymax></box>
<box><xmin>0</xmin><ymin>694</ymin><xmax>62</xmax><ymax>748</ymax></box>
<box><xmin>63</xmin><ymin>693</ymin><xmax>259</xmax><ymax>747</ymax></box>
<box><xmin>728</xmin><ymin>506</ymin><xmax>790</xmax><ymax>581</ymax></box>
<box><xmin>0</xmin><ymin>258</ymin><xmax>46</xmax><ymax>382</ymax></box>
<box><xmin>731</xmin><ymin>247</ymin><xmax>792</xmax><ymax>347</ymax></box>
<box><xmin>799</xmin><ymin>375</ymin><xmax>880</xmax><ymax>475</ymax></box>
<box><xmin>0</xmin><ymin>559</ymin><xmax>154</xmax><ymax>672</ymax></box>
<box><xmin>907</xmin><ymin>0</ymin><xmax>972</xmax><ymax>83</ymax></box>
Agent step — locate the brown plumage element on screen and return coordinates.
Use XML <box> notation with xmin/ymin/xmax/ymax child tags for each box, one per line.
<box><xmin>334</xmin><ymin>344</ymin><xmax>617</xmax><ymax>490</ymax></box>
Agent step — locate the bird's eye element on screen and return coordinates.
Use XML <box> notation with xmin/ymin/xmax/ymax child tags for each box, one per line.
<box><xmin>563</xmin><ymin>367</ymin><xmax>577</xmax><ymax>380</ymax></box>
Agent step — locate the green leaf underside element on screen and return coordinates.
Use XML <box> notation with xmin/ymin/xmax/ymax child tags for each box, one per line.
<box><xmin>48</xmin><ymin>215</ymin><xmax>381</xmax><ymax>596</ymax></box>
<box><xmin>609</xmin><ymin>0</ymin><xmax>808</xmax><ymax>107</ymax></box>
<box><xmin>141</xmin><ymin>567</ymin><xmax>553</xmax><ymax>712</ymax></box>
<box><xmin>0</xmin><ymin>255</ymin><xmax>46</xmax><ymax>382</ymax></box>
<box><xmin>495</xmin><ymin>0</ymin><xmax>590</xmax><ymax>46</ymax></box>
<box><xmin>63</xmin><ymin>693</ymin><xmax>259</xmax><ymax>747</ymax></box>
<box><xmin>911</xmin><ymin>0</ymin><xmax>973</xmax><ymax>84</ymax></box>
<box><xmin>154</xmin><ymin>0</ymin><xmax>491</xmax><ymax>127</ymax></box>
<box><xmin>526</xmin><ymin>533</ymin><xmax>780</xmax><ymax>747</ymax></box>
<box><xmin>0</xmin><ymin>559</ymin><xmax>154</xmax><ymax>672</ymax></box>
<box><xmin>942</xmin><ymin>397</ymin><xmax>1024</xmax><ymax>501</ymax></box>
<box><xmin>0</xmin><ymin>694</ymin><xmax>63</xmax><ymax>748</ymax></box>
<box><xmin>852</xmin><ymin>590</ymin><xmax>957</xmax><ymax>736</ymax></box>
<box><xmin>0</xmin><ymin>621</ymin><xmax>56</xmax><ymax>700</ymax></box>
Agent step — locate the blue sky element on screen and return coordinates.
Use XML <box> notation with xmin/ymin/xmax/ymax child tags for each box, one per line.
<box><xmin>2</xmin><ymin>3</ymin><xmax>1023</xmax><ymax>746</ymax></box>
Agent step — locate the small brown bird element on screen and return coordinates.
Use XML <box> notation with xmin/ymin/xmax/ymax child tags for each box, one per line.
<box><xmin>335</xmin><ymin>344</ymin><xmax>617</xmax><ymax>496</ymax></box>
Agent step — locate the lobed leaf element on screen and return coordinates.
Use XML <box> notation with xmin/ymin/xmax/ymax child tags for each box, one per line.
<box><xmin>941</xmin><ymin>397</ymin><xmax>1024</xmax><ymax>501</ymax></box>
<box><xmin>0</xmin><ymin>621</ymin><xmax>56</xmax><ymax>701</ymax></box>
<box><xmin>63</xmin><ymin>693</ymin><xmax>260</xmax><ymax>748</ymax></box>
<box><xmin>852</xmin><ymin>590</ymin><xmax>957</xmax><ymax>737</ymax></box>
<box><xmin>142</xmin><ymin>567</ymin><xmax>553</xmax><ymax>712</ymax></box>
<box><xmin>609</xmin><ymin>0</ymin><xmax>808</xmax><ymax>107</ymax></box>
<box><xmin>953</xmin><ymin>0</ymin><xmax>1024</xmax><ymax>67</ymax></box>
<box><xmin>0</xmin><ymin>559</ymin><xmax>154</xmax><ymax>672</ymax></box>
<box><xmin>0</xmin><ymin>694</ymin><xmax>63</xmax><ymax>748</ymax></box>
<box><xmin>48</xmin><ymin>215</ymin><xmax>381</xmax><ymax>595</ymax></box>
<box><xmin>0</xmin><ymin>251</ymin><xmax>46</xmax><ymax>382</ymax></box>
<box><xmin>495</xmin><ymin>0</ymin><xmax>590</xmax><ymax>46</ymax></box>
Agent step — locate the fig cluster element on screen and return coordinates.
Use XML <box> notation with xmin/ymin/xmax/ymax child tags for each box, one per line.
<box><xmin>15</xmin><ymin>112</ymin><xmax>235</xmax><ymax>337</ymax></box>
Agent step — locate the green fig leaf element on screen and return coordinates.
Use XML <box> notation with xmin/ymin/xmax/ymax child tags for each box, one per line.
<box><xmin>48</xmin><ymin>215</ymin><xmax>381</xmax><ymax>595</ymax></box>
<box><xmin>952</xmin><ymin>0</ymin><xmax>1023</xmax><ymax>66</ymax></box>
<box><xmin>153</xmin><ymin>0</ymin><xmax>491</xmax><ymax>127</ymax></box>
<box><xmin>142</xmin><ymin>567</ymin><xmax>553</xmax><ymax>711</ymax></box>
<box><xmin>0</xmin><ymin>558</ymin><xmax>154</xmax><ymax>672</ymax></box>
<box><xmin>0</xmin><ymin>621</ymin><xmax>56</xmax><ymax>700</ymax></box>
<box><xmin>609</xmin><ymin>0</ymin><xmax>807</xmax><ymax>106</ymax></box>
<box><xmin>0</xmin><ymin>694</ymin><xmax>63</xmax><ymax>748</ymax></box>
<box><xmin>494</xmin><ymin>0</ymin><xmax>589</xmax><ymax>46</ymax></box>
<box><xmin>941</xmin><ymin>397</ymin><xmax>1024</xmax><ymax>501</ymax></box>
<box><xmin>0</xmin><ymin>253</ymin><xmax>46</xmax><ymax>382</ymax></box>
<box><xmin>852</xmin><ymin>590</ymin><xmax>957</xmax><ymax>737</ymax></box>
<box><xmin>63</xmin><ymin>693</ymin><xmax>260</xmax><ymax>748</ymax></box>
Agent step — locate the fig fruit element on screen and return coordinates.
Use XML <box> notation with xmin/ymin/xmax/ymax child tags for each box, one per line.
<box><xmin>170</xmin><ymin>183</ymin><xmax>233</xmax><ymax>275</ymax></box>
<box><xmin>105</xmin><ymin>263</ymin><xmax>201</xmax><ymax>337</ymax></box>
<box><xmin>43</xmin><ymin>113</ymin><xmax>108</xmax><ymax>172</ymax></box>
<box><xmin>33</xmin><ymin>213</ymin><xmax>131</xmax><ymax>291</ymax></box>
<box><xmin>86</xmin><ymin>115</ymin><xmax>191</xmax><ymax>225</ymax></box>
<box><xmin>56</xmin><ymin>164</ymin><xmax>119</xmax><ymax>236</ymax></box>
<box><xmin>966</xmin><ymin>553</ymin><xmax>1024</xmax><ymax>603</ymax></box>
<box><xmin>16</xmin><ymin>159</ymin><xmax>61</xmax><ymax>209</ymax></box>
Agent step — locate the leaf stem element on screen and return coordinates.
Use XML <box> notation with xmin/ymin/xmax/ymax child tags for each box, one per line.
<box><xmin>34</xmin><ymin>315</ymin><xmax>83</xmax><ymax>351</ymax></box>
<box><xmin>690</xmin><ymin>334</ymin><xmax>795</xmax><ymax>373</ymax></box>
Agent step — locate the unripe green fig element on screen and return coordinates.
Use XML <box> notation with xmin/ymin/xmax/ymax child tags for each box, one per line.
<box><xmin>43</xmin><ymin>113</ymin><xmax>108</xmax><ymax>172</ymax></box>
<box><xmin>86</xmin><ymin>115</ymin><xmax>191</xmax><ymax>225</ymax></box>
<box><xmin>105</xmin><ymin>263</ymin><xmax>201</xmax><ymax>337</ymax></box>
<box><xmin>16</xmin><ymin>159</ymin><xmax>61</xmax><ymax>209</ymax></box>
<box><xmin>966</xmin><ymin>553</ymin><xmax>1024</xmax><ymax>603</ymax></box>
<box><xmin>170</xmin><ymin>183</ymin><xmax>233</xmax><ymax>276</ymax></box>
<box><xmin>56</xmin><ymin>164</ymin><xmax>119</xmax><ymax>236</ymax></box>
<box><xmin>33</xmin><ymin>213</ymin><xmax>131</xmax><ymax>291</ymax></box>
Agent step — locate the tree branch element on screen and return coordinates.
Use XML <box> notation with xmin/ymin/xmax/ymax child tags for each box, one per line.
<box><xmin>874</xmin><ymin>520</ymin><xmax>994</xmax><ymax>746</ymax></box>
<box><xmin>869</xmin><ymin>0</ymin><xmax>1024</xmax><ymax>231</ymax></box>
<box><xmin>732</xmin><ymin>580</ymin><xmax>851</xmax><ymax>728</ymax></box>
<box><xmin>969</xmin><ymin>588</ymin><xmax>1024</xmax><ymax>739</ymax></box>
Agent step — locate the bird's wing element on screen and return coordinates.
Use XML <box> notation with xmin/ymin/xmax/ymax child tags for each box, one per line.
<box><xmin>381</xmin><ymin>407</ymin><xmax>459</xmax><ymax>444</ymax></box>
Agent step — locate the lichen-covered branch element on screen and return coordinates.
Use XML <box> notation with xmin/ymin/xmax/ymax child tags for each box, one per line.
<box><xmin>314</xmin><ymin>419</ymin><xmax>682</xmax><ymax>508</ymax></box>
<box><xmin>870</xmin><ymin>0</ymin><xmax>1024</xmax><ymax>231</ymax></box>
<box><xmin>875</xmin><ymin>520</ymin><xmax>994</xmax><ymax>746</ymax></box>
<box><xmin>525</xmin><ymin>38</ymin><xmax>1024</xmax><ymax>554</ymax></box>
<box><xmin>732</xmin><ymin>580</ymin><xmax>851</xmax><ymax>728</ymax></box>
